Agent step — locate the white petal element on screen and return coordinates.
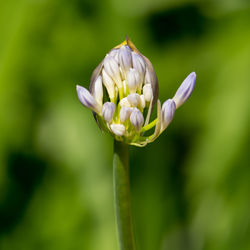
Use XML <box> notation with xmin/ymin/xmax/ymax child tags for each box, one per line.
<box><xmin>110</xmin><ymin>124</ymin><xmax>126</xmax><ymax>136</ymax></box>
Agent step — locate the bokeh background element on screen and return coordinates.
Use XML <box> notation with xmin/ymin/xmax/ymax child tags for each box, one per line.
<box><xmin>0</xmin><ymin>0</ymin><xmax>249</xmax><ymax>249</ymax></box>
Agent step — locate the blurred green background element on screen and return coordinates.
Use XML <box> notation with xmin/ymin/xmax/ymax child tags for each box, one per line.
<box><xmin>0</xmin><ymin>0</ymin><xmax>249</xmax><ymax>249</ymax></box>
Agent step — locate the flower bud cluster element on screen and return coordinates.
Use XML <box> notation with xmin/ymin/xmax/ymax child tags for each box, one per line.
<box><xmin>76</xmin><ymin>38</ymin><xmax>196</xmax><ymax>146</ymax></box>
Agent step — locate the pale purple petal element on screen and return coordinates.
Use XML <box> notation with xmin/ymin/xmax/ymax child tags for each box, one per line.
<box><xmin>173</xmin><ymin>72</ymin><xmax>196</xmax><ymax>109</ymax></box>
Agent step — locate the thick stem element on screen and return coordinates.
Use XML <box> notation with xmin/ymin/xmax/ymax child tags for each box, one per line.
<box><xmin>113</xmin><ymin>140</ymin><xmax>136</xmax><ymax>250</ymax></box>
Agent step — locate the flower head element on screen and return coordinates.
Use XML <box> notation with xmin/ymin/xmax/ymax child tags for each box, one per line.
<box><xmin>76</xmin><ymin>38</ymin><xmax>196</xmax><ymax>146</ymax></box>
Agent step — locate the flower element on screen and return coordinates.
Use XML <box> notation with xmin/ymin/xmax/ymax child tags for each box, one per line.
<box><xmin>76</xmin><ymin>37</ymin><xmax>196</xmax><ymax>146</ymax></box>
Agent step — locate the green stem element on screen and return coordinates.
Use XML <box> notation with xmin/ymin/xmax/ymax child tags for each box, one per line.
<box><xmin>141</xmin><ymin>118</ymin><xmax>157</xmax><ymax>133</ymax></box>
<box><xmin>113</xmin><ymin>140</ymin><xmax>136</xmax><ymax>250</ymax></box>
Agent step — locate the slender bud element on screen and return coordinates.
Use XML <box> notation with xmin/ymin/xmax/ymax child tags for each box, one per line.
<box><xmin>93</xmin><ymin>76</ymin><xmax>103</xmax><ymax>105</ymax></box>
<box><xmin>132</xmin><ymin>52</ymin><xmax>146</xmax><ymax>76</ymax></box>
<box><xmin>109</xmin><ymin>49</ymin><xmax>119</xmax><ymax>62</ymax></box>
<box><xmin>173</xmin><ymin>72</ymin><xmax>196</xmax><ymax>109</ymax></box>
<box><xmin>102</xmin><ymin>102</ymin><xmax>115</xmax><ymax>123</ymax></box>
<box><xmin>120</xmin><ymin>97</ymin><xmax>131</xmax><ymax>107</ymax></box>
<box><xmin>139</xmin><ymin>95</ymin><xmax>145</xmax><ymax>109</ymax></box>
<box><xmin>120</xmin><ymin>106</ymin><xmax>132</xmax><ymax>123</ymax></box>
<box><xmin>130</xmin><ymin>108</ymin><xmax>144</xmax><ymax>132</ymax></box>
<box><xmin>110</xmin><ymin>124</ymin><xmax>126</xmax><ymax>136</ymax></box>
<box><xmin>76</xmin><ymin>85</ymin><xmax>101</xmax><ymax>114</ymax></box>
<box><xmin>162</xmin><ymin>99</ymin><xmax>176</xmax><ymax>130</ymax></box>
<box><xmin>145</xmin><ymin>68</ymin><xmax>151</xmax><ymax>84</ymax></box>
<box><xmin>104</xmin><ymin>54</ymin><xmax>123</xmax><ymax>88</ymax></box>
<box><xmin>127</xmin><ymin>68</ymin><xmax>142</xmax><ymax>93</ymax></box>
<box><xmin>118</xmin><ymin>45</ymin><xmax>132</xmax><ymax>75</ymax></box>
<box><xmin>102</xmin><ymin>69</ymin><xmax>115</xmax><ymax>100</ymax></box>
<box><xmin>143</xmin><ymin>83</ymin><xmax>153</xmax><ymax>102</ymax></box>
<box><xmin>127</xmin><ymin>93</ymin><xmax>140</xmax><ymax>107</ymax></box>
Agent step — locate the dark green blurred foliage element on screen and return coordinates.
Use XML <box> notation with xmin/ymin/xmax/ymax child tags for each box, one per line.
<box><xmin>0</xmin><ymin>0</ymin><xmax>249</xmax><ymax>249</ymax></box>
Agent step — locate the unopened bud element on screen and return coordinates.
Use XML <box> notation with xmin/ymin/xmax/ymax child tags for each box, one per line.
<box><xmin>162</xmin><ymin>99</ymin><xmax>176</xmax><ymax>130</ymax></box>
<box><xmin>127</xmin><ymin>68</ymin><xmax>142</xmax><ymax>93</ymax></box>
<box><xmin>127</xmin><ymin>93</ymin><xmax>140</xmax><ymax>107</ymax></box>
<box><xmin>173</xmin><ymin>72</ymin><xmax>196</xmax><ymax>109</ymax></box>
<box><xmin>132</xmin><ymin>52</ymin><xmax>146</xmax><ymax>76</ymax></box>
<box><xmin>120</xmin><ymin>106</ymin><xmax>132</xmax><ymax>123</ymax></box>
<box><xmin>143</xmin><ymin>84</ymin><xmax>153</xmax><ymax>102</ymax></box>
<box><xmin>102</xmin><ymin>69</ymin><xmax>115</xmax><ymax>100</ymax></box>
<box><xmin>93</xmin><ymin>76</ymin><xmax>103</xmax><ymax>105</ymax></box>
<box><xmin>130</xmin><ymin>108</ymin><xmax>144</xmax><ymax>132</ymax></box>
<box><xmin>102</xmin><ymin>102</ymin><xmax>115</xmax><ymax>123</ymax></box>
<box><xmin>110</xmin><ymin>124</ymin><xmax>126</xmax><ymax>136</ymax></box>
<box><xmin>109</xmin><ymin>49</ymin><xmax>119</xmax><ymax>62</ymax></box>
<box><xmin>76</xmin><ymin>85</ymin><xmax>101</xmax><ymax>114</ymax></box>
<box><xmin>118</xmin><ymin>45</ymin><xmax>132</xmax><ymax>75</ymax></box>
<box><xmin>120</xmin><ymin>97</ymin><xmax>131</xmax><ymax>107</ymax></box>
<box><xmin>104</xmin><ymin>54</ymin><xmax>123</xmax><ymax>88</ymax></box>
<box><xmin>139</xmin><ymin>95</ymin><xmax>145</xmax><ymax>109</ymax></box>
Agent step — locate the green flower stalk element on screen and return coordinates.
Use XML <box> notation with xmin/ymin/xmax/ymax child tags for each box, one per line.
<box><xmin>76</xmin><ymin>37</ymin><xmax>196</xmax><ymax>249</ymax></box>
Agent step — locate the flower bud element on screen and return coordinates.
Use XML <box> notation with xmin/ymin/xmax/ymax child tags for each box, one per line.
<box><xmin>104</xmin><ymin>54</ymin><xmax>123</xmax><ymax>88</ymax></box>
<box><xmin>76</xmin><ymin>85</ymin><xmax>101</xmax><ymax>114</ymax></box>
<box><xmin>127</xmin><ymin>68</ymin><xmax>142</xmax><ymax>93</ymax></box>
<box><xmin>93</xmin><ymin>75</ymin><xmax>103</xmax><ymax>105</ymax></box>
<box><xmin>110</xmin><ymin>124</ymin><xmax>126</xmax><ymax>136</ymax></box>
<box><xmin>102</xmin><ymin>102</ymin><xmax>115</xmax><ymax>123</ymax></box>
<box><xmin>120</xmin><ymin>106</ymin><xmax>132</xmax><ymax>123</ymax></box>
<box><xmin>102</xmin><ymin>69</ymin><xmax>115</xmax><ymax>100</ymax></box>
<box><xmin>132</xmin><ymin>52</ymin><xmax>146</xmax><ymax>77</ymax></box>
<box><xmin>109</xmin><ymin>49</ymin><xmax>119</xmax><ymax>62</ymax></box>
<box><xmin>161</xmin><ymin>99</ymin><xmax>176</xmax><ymax>130</ymax></box>
<box><xmin>143</xmin><ymin>84</ymin><xmax>153</xmax><ymax>102</ymax></box>
<box><xmin>130</xmin><ymin>108</ymin><xmax>144</xmax><ymax>132</ymax></box>
<box><xmin>139</xmin><ymin>95</ymin><xmax>145</xmax><ymax>109</ymax></box>
<box><xmin>127</xmin><ymin>93</ymin><xmax>140</xmax><ymax>107</ymax></box>
<box><xmin>173</xmin><ymin>72</ymin><xmax>196</xmax><ymax>109</ymax></box>
<box><xmin>120</xmin><ymin>97</ymin><xmax>131</xmax><ymax>107</ymax></box>
<box><xmin>118</xmin><ymin>45</ymin><xmax>132</xmax><ymax>75</ymax></box>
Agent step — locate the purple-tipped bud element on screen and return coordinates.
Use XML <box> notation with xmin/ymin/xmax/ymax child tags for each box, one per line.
<box><xmin>127</xmin><ymin>93</ymin><xmax>140</xmax><ymax>107</ymax></box>
<box><xmin>120</xmin><ymin>106</ymin><xmax>132</xmax><ymax>123</ymax></box>
<box><xmin>110</xmin><ymin>124</ymin><xmax>126</xmax><ymax>136</ymax></box>
<box><xmin>132</xmin><ymin>52</ymin><xmax>146</xmax><ymax>76</ymax></box>
<box><xmin>76</xmin><ymin>85</ymin><xmax>101</xmax><ymax>114</ymax></box>
<box><xmin>127</xmin><ymin>68</ymin><xmax>142</xmax><ymax>93</ymax></box>
<box><xmin>102</xmin><ymin>102</ymin><xmax>115</xmax><ymax>123</ymax></box>
<box><xmin>130</xmin><ymin>108</ymin><xmax>144</xmax><ymax>132</ymax></box>
<box><xmin>118</xmin><ymin>45</ymin><xmax>132</xmax><ymax>75</ymax></box>
<box><xmin>173</xmin><ymin>72</ymin><xmax>196</xmax><ymax>109</ymax></box>
<box><xmin>162</xmin><ymin>99</ymin><xmax>176</xmax><ymax>130</ymax></box>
